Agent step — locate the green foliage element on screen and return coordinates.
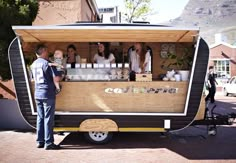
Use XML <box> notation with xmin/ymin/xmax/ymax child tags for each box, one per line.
<box><xmin>123</xmin><ymin>0</ymin><xmax>152</xmax><ymax>23</ymax></box>
<box><xmin>0</xmin><ymin>0</ymin><xmax>38</xmax><ymax>80</ymax></box>
<box><xmin>161</xmin><ymin>47</ymin><xmax>193</xmax><ymax>70</ymax></box>
<box><xmin>167</xmin><ymin>48</ymin><xmax>193</xmax><ymax>70</ymax></box>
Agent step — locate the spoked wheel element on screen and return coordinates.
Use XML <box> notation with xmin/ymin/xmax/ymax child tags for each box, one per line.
<box><xmin>84</xmin><ymin>131</ymin><xmax>113</xmax><ymax>144</ymax></box>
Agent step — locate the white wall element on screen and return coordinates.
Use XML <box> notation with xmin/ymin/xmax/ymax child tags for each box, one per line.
<box><xmin>0</xmin><ymin>99</ymin><xmax>32</xmax><ymax>130</ymax></box>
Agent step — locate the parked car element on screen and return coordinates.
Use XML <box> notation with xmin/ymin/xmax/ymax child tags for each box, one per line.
<box><xmin>223</xmin><ymin>76</ymin><xmax>236</xmax><ymax>96</ymax></box>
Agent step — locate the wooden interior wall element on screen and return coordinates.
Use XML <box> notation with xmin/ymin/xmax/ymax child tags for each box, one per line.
<box><xmin>23</xmin><ymin>42</ymin><xmax>193</xmax><ymax>78</ymax></box>
<box><xmin>23</xmin><ymin>42</ymin><xmax>89</xmax><ymax>58</ymax></box>
<box><xmin>121</xmin><ymin>42</ymin><xmax>194</xmax><ymax>79</ymax></box>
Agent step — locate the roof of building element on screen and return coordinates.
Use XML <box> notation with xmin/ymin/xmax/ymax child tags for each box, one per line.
<box><xmin>210</xmin><ymin>41</ymin><xmax>236</xmax><ymax>49</ymax></box>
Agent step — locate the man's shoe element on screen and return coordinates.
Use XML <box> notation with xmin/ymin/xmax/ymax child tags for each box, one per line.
<box><xmin>45</xmin><ymin>143</ymin><xmax>61</xmax><ymax>150</ymax></box>
<box><xmin>37</xmin><ymin>143</ymin><xmax>44</xmax><ymax>148</ymax></box>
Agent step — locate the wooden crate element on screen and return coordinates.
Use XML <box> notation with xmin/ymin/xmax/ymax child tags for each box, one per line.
<box><xmin>135</xmin><ymin>74</ymin><xmax>152</xmax><ymax>82</ymax></box>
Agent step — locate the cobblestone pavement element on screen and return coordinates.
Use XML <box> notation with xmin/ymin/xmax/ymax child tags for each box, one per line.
<box><xmin>0</xmin><ymin>95</ymin><xmax>236</xmax><ymax>163</ymax></box>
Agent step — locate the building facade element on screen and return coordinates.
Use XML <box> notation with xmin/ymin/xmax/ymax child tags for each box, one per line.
<box><xmin>98</xmin><ymin>6</ymin><xmax>120</xmax><ymax>23</ymax></box>
<box><xmin>33</xmin><ymin>0</ymin><xmax>100</xmax><ymax>25</ymax></box>
<box><xmin>209</xmin><ymin>42</ymin><xmax>236</xmax><ymax>90</ymax></box>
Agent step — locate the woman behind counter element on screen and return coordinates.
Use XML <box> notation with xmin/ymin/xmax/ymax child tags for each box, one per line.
<box><xmin>93</xmin><ymin>42</ymin><xmax>115</xmax><ymax>64</ymax></box>
<box><xmin>130</xmin><ymin>42</ymin><xmax>151</xmax><ymax>73</ymax></box>
<box><xmin>66</xmin><ymin>44</ymin><xmax>80</xmax><ymax>68</ymax></box>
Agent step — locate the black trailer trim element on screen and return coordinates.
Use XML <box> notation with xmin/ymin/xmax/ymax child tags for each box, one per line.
<box><xmin>9</xmin><ymin>35</ymin><xmax>209</xmax><ymax>131</ymax></box>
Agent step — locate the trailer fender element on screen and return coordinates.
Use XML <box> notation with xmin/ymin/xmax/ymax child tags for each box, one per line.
<box><xmin>79</xmin><ymin>119</ymin><xmax>118</xmax><ymax>132</ymax></box>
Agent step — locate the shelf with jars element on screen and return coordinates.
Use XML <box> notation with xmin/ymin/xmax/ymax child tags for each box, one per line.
<box><xmin>65</xmin><ymin>63</ymin><xmax>130</xmax><ymax>81</ymax></box>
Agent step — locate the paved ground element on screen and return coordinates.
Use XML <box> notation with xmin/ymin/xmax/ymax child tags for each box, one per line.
<box><xmin>0</xmin><ymin>94</ymin><xmax>236</xmax><ymax>163</ymax></box>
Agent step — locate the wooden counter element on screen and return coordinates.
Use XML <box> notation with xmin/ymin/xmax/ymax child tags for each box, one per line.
<box><xmin>55</xmin><ymin>81</ymin><xmax>189</xmax><ymax>113</ymax></box>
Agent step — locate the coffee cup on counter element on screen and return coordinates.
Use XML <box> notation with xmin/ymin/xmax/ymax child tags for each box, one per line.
<box><xmin>75</xmin><ymin>63</ymin><xmax>80</xmax><ymax>68</ymax></box>
<box><xmin>111</xmin><ymin>63</ymin><xmax>116</xmax><ymax>68</ymax></box>
<box><xmin>87</xmin><ymin>63</ymin><xmax>92</xmax><ymax>68</ymax></box>
<box><xmin>81</xmin><ymin>63</ymin><xmax>86</xmax><ymax>68</ymax></box>
<box><xmin>93</xmin><ymin>63</ymin><xmax>98</xmax><ymax>68</ymax></box>
<box><xmin>105</xmin><ymin>63</ymin><xmax>110</xmax><ymax>68</ymax></box>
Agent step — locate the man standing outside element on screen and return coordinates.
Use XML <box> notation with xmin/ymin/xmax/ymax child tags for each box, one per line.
<box><xmin>31</xmin><ymin>44</ymin><xmax>61</xmax><ymax>150</ymax></box>
<box><xmin>205</xmin><ymin>66</ymin><xmax>218</xmax><ymax>103</ymax></box>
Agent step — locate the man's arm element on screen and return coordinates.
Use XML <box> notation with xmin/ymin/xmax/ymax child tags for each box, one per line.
<box><xmin>49</xmin><ymin>64</ymin><xmax>61</xmax><ymax>81</ymax></box>
<box><xmin>207</xmin><ymin>74</ymin><xmax>211</xmax><ymax>88</ymax></box>
<box><xmin>214</xmin><ymin>78</ymin><xmax>218</xmax><ymax>85</ymax></box>
<box><xmin>54</xmin><ymin>76</ymin><xmax>61</xmax><ymax>82</ymax></box>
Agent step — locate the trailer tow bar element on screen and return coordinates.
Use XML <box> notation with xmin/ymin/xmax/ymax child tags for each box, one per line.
<box><xmin>192</xmin><ymin>104</ymin><xmax>236</xmax><ymax>136</ymax></box>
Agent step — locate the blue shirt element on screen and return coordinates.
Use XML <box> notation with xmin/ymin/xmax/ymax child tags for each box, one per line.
<box><xmin>31</xmin><ymin>58</ymin><xmax>59</xmax><ymax>99</ymax></box>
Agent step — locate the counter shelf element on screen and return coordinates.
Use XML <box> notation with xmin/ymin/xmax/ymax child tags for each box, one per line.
<box><xmin>66</xmin><ymin>67</ymin><xmax>129</xmax><ymax>81</ymax></box>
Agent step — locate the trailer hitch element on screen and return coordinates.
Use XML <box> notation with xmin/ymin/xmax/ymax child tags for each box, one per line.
<box><xmin>227</xmin><ymin>113</ymin><xmax>236</xmax><ymax>124</ymax></box>
<box><xmin>192</xmin><ymin>104</ymin><xmax>236</xmax><ymax>136</ymax></box>
<box><xmin>210</xmin><ymin>104</ymin><xmax>236</xmax><ymax>125</ymax></box>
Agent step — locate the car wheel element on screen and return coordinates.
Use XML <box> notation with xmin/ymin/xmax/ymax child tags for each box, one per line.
<box><xmin>224</xmin><ymin>88</ymin><xmax>229</xmax><ymax>96</ymax></box>
<box><xmin>84</xmin><ymin>131</ymin><xmax>113</xmax><ymax>144</ymax></box>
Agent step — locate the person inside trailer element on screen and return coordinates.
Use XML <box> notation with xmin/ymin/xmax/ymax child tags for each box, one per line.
<box><xmin>129</xmin><ymin>42</ymin><xmax>151</xmax><ymax>73</ymax></box>
<box><xmin>65</xmin><ymin>44</ymin><xmax>80</xmax><ymax>68</ymax></box>
<box><xmin>93</xmin><ymin>42</ymin><xmax>115</xmax><ymax>64</ymax></box>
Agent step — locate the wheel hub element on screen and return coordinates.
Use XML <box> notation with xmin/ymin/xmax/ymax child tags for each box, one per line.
<box><xmin>88</xmin><ymin>131</ymin><xmax>108</xmax><ymax>142</ymax></box>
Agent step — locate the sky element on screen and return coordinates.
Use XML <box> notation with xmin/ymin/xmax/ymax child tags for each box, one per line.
<box><xmin>95</xmin><ymin>0</ymin><xmax>189</xmax><ymax>23</ymax></box>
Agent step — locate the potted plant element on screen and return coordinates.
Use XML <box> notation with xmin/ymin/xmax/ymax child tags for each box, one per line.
<box><xmin>161</xmin><ymin>47</ymin><xmax>193</xmax><ymax>81</ymax></box>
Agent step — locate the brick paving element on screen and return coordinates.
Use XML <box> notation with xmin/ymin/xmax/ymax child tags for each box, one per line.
<box><xmin>0</xmin><ymin>94</ymin><xmax>235</xmax><ymax>163</ymax></box>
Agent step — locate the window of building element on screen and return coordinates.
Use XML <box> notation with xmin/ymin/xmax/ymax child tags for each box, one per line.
<box><xmin>99</xmin><ymin>7</ymin><xmax>114</xmax><ymax>13</ymax></box>
<box><xmin>213</xmin><ymin>59</ymin><xmax>230</xmax><ymax>78</ymax></box>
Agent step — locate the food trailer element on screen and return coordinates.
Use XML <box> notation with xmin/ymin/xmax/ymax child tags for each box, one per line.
<box><xmin>8</xmin><ymin>23</ymin><xmax>235</xmax><ymax>144</ymax></box>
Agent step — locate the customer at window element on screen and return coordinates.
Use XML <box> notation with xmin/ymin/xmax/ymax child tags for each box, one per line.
<box><xmin>31</xmin><ymin>44</ymin><xmax>61</xmax><ymax>150</ymax></box>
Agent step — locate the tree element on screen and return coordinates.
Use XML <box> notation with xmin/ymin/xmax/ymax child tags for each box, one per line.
<box><xmin>0</xmin><ymin>0</ymin><xmax>38</xmax><ymax>80</ymax></box>
<box><xmin>123</xmin><ymin>0</ymin><xmax>152</xmax><ymax>23</ymax></box>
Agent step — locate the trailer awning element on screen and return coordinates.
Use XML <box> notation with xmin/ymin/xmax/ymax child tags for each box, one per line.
<box><xmin>12</xmin><ymin>24</ymin><xmax>199</xmax><ymax>43</ymax></box>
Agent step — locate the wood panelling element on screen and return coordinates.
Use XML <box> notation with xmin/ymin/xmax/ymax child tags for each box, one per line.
<box><xmin>79</xmin><ymin>119</ymin><xmax>118</xmax><ymax>131</ymax></box>
<box><xmin>51</xmin><ymin>81</ymin><xmax>189</xmax><ymax>113</ymax></box>
<box><xmin>195</xmin><ymin>95</ymin><xmax>206</xmax><ymax>120</ymax></box>
<box><xmin>14</xmin><ymin>28</ymin><xmax>198</xmax><ymax>43</ymax></box>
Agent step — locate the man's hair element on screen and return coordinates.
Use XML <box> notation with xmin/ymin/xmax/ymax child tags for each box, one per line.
<box><xmin>209</xmin><ymin>66</ymin><xmax>214</xmax><ymax>69</ymax></box>
<box><xmin>35</xmin><ymin>44</ymin><xmax>47</xmax><ymax>56</ymax></box>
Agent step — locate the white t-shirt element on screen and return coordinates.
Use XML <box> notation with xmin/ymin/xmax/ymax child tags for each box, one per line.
<box><xmin>130</xmin><ymin>50</ymin><xmax>151</xmax><ymax>73</ymax></box>
<box><xmin>93</xmin><ymin>53</ymin><xmax>115</xmax><ymax>64</ymax></box>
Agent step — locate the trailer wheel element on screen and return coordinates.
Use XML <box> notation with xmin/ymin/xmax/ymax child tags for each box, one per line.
<box><xmin>84</xmin><ymin>131</ymin><xmax>113</xmax><ymax>144</ymax></box>
<box><xmin>208</xmin><ymin>126</ymin><xmax>217</xmax><ymax>136</ymax></box>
